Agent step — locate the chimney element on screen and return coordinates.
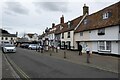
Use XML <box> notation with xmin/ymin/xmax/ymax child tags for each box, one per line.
<box><xmin>52</xmin><ymin>23</ymin><xmax>55</xmax><ymax>28</ymax></box>
<box><xmin>83</xmin><ymin>4</ymin><xmax>89</xmax><ymax>15</ymax></box>
<box><xmin>16</xmin><ymin>32</ymin><xmax>18</xmax><ymax>36</ymax></box>
<box><xmin>60</xmin><ymin>15</ymin><xmax>64</xmax><ymax>24</ymax></box>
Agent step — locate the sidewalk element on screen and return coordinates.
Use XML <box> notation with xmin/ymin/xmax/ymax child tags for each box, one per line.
<box><xmin>36</xmin><ymin>49</ymin><xmax>119</xmax><ymax>74</ymax></box>
<box><xmin>0</xmin><ymin>50</ymin><xmax>2</xmax><ymax>79</ymax></box>
<box><xmin>0</xmin><ymin>50</ymin><xmax>20</xmax><ymax>79</ymax></box>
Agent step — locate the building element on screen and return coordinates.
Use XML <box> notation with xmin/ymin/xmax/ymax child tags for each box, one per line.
<box><xmin>24</xmin><ymin>33</ymin><xmax>38</xmax><ymax>42</ymax></box>
<box><xmin>74</xmin><ymin>2</ymin><xmax>120</xmax><ymax>55</ymax></box>
<box><xmin>41</xmin><ymin>2</ymin><xmax>120</xmax><ymax>55</ymax></box>
<box><xmin>0</xmin><ymin>29</ymin><xmax>17</xmax><ymax>46</ymax></box>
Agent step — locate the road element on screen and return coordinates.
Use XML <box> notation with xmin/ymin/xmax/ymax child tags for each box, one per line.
<box><xmin>3</xmin><ymin>47</ymin><xmax>118</xmax><ymax>78</ymax></box>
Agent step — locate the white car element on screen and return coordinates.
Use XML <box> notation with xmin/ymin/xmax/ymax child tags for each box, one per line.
<box><xmin>2</xmin><ymin>44</ymin><xmax>16</xmax><ymax>53</ymax></box>
<box><xmin>28</xmin><ymin>44</ymin><xmax>39</xmax><ymax>50</ymax></box>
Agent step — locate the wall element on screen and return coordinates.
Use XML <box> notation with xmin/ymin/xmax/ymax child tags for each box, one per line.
<box><xmin>90</xmin><ymin>26</ymin><xmax>119</xmax><ymax>41</ymax></box>
<box><xmin>61</xmin><ymin>31</ymin><xmax>74</xmax><ymax>49</ymax></box>
<box><xmin>75</xmin><ymin>31</ymin><xmax>90</xmax><ymax>41</ymax></box>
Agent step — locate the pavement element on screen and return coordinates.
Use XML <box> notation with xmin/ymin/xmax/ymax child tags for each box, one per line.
<box><xmin>0</xmin><ymin>49</ymin><xmax>20</xmax><ymax>79</ymax></box>
<box><xmin>36</xmin><ymin>48</ymin><xmax>119</xmax><ymax>74</ymax></box>
<box><xmin>0</xmin><ymin>50</ymin><xmax>2</xmax><ymax>79</ymax></box>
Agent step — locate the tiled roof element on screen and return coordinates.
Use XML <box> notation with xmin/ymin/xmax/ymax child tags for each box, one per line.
<box><xmin>2</xmin><ymin>34</ymin><xmax>17</xmax><ymax>37</ymax></box>
<box><xmin>27</xmin><ymin>34</ymin><xmax>34</xmax><ymax>38</ymax></box>
<box><xmin>55</xmin><ymin>16</ymin><xmax>83</xmax><ymax>34</ymax></box>
<box><xmin>75</xmin><ymin>1</ymin><xmax>120</xmax><ymax>33</ymax></box>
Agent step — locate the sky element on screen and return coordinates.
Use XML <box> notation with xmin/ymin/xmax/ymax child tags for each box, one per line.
<box><xmin>0</xmin><ymin>0</ymin><xmax>119</xmax><ymax>37</ymax></box>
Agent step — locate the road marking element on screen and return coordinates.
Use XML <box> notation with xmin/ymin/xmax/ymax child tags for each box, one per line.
<box><xmin>3</xmin><ymin>54</ymin><xmax>31</xmax><ymax>79</ymax></box>
<box><xmin>2</xmin><ymin>53</ymin><xmax>20</xmax><ymax>78</ymax></box>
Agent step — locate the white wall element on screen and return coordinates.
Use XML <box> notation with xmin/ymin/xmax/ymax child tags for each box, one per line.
<box><xmin>111</xmin><ymin>41</ymin><xmax>118</xmax><ymax>54</ymax></box>
<box><xmin>0</xmin><ymin>37</ymin><xmax>17</xmax><ymax>45</ymax></box>
<box><xmin>92</xmin><ymin>41</ymin><xmax>98</xmax><ymax>52</ymax></box>
<box><xmin>74</xmin><ymin>25</ymin><xmax>119</xmax><ymax>55</ymax></box>
<box><xmin>61</xmin><ymin>31</ymin><xmax>74</xmax><ymax>48</ymax></box>
<box><xmin>75</xmin><ymin>31</ymin><xmax>90</xmax><ymax>41</ymax></box>
<box><xmin>90</xmin><ymin>26</ymin><xmax>119</xmax><ymax>41</ymax></box>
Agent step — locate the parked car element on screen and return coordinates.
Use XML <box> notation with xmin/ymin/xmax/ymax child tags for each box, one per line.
<box><xmin>28</xmin><ymin>44</ymin><xmax>39</xmax><ymax>50</ymax></box>
<box><xmin>2</xmin><ymin>44</ymin><xmax>16</xmax><ymax>53</ymax></box>
<box><xmin>20</xmin><ymin>43</ymin><xmax>29</xmax><ymax>48</ymax></box>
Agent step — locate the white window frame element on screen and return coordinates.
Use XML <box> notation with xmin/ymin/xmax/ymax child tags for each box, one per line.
<box><xmin>80</xmin><ymin>32</ymin><xmax>83</xmax><ymax>36</ymax></box>
<box><xmin>103</xmin><ymin>12</ymin><xmax>110</xmax><ymax>19</ymax></box>
<box><xmin>68</xmin><ymin>21</ymin><xmax>71</xmax><ymax>28</ymax></box>
<box><xmin>98</xmin><ymin>41</ymin><xmax>111</xmax><ymax>52</ymax></box>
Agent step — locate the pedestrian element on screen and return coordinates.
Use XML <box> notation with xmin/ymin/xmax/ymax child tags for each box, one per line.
<box><xmin>85</xmin><ymin>45</ymin><xmax>91</xmax><ymax>63</ymax></box>
<box><xmin>41</xmin><ymin>45</ymin><xmax>43</xmax><ymax>53</ymax></box>
<box><xmin>78</xmin><ymin>44</ymin><xmax>82</xmax><ymax>55</ymax></box>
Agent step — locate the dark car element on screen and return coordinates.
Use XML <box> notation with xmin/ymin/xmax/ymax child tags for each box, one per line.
<box><xmin>20</xmin><ymin>43</ymin><xmax>29</xmax><ymax>48</ymax></box>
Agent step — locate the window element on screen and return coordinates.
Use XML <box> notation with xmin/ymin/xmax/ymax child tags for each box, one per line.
<box><xmin>68</xmin><ymin>21</ymin><xmax>71</xmax><ymax>28</ymax></box>
<box><xmin>119</xmin><ymin>25</ymin><xmax>120</xmax><ymax>33</ymax></box>
<box><xmin>98</xmin><ymin>41</ymin><xmax>111</xmax><ymax>51</ymax></box>
<box><xmin>5</xmin><ymin>37</ymin><xmax>8</xmax><ymax>40</ymax></box>
<box><xmin>60</xmin><ymin>25</ymin><xmax>63</xmax><ymax>30</ymax></box>
<box><xmin>98</xmin><ymin>28</ymin><xmax>105</xmax><ymax>35</ymax></box>
<box><xmin>11</xmin><ymin>38</ymin><xmax>13</xmax><ymax>40</ymax></box>
<box><xmin>84</xmin><ymin>19</ymin><xmax>88</xmax><ymax>25</ymax></box>
<box><xmin>67</xmin><ymin>32</ymin><xmax>70</xmax><ymax>38</ymax></box>
<box><xmin>62</xmin><ymin>33</ymin><xmax>64</xmax><ymax>39</ymax></box>
<box><xmin>80</xmin><ymin>32</ymin><xmax>83</xmax><ymax>36</ymax></box>
<box><xmin>99</xmin><ymin>41</ymin><xmax>105</xmax><ymax>50</ymax></box>
<box><xmin>106</xmin><ymin>41</ymin><xmax>111</xmax><ymax>50</ymax></box>
<box><xmin>103</xmin><ymin>12</ymin><xmax>112</xmax><ymax>19</ymax></box>
<box><xmin>2</xmin><ymin>37</ymin><xmax>4</xmax><ymax>40</ymax></box>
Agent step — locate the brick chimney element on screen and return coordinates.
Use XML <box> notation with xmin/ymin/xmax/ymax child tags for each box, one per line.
<box><xmin>60</xmin><ymin>15</ymin><xmax>64</xmax><ymax>24</ymax></box>
<box><xmin>52</xmin><ymin>23</ymin><xmax>55</xmax><ymax>28</ymax></box>
<box><xmin>16</xmin><ymin>32</ymin><xmax>18</xmax><ymax>36</ymax></box>
<box><xmin>83</xmin><ymin>4</ymin><xmax>89</xmax><ymax>15</ymax></box>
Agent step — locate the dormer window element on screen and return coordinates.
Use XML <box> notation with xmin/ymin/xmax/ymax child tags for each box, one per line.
<box><xmin>103</xmin><ymin>12</ymin><xmax>112</xmax><ymax>19</ymax></box>
<box><xmin>84</xmin><ymin>19</ymin><xmax>88</xmax><ymax>25</ymax></box>
<box><xmin>60</xmin><ymin>25</ymin><xmax>63</xmax><ymax>30</ymax></box>
<box><xmin>68</xmin><ymin>21</ymin><xmax>71</xmax><ymax>28</ymax></box>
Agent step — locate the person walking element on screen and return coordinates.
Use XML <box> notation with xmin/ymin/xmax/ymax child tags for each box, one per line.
<box><xmin>78</xmin><ymin>44</ymin><xmax>82</xmax><ymax>55</ymax></box>
<box><xmin>85</xmin><ymin>45</ymin><xmax>90</xmax><ymax>63</ymax></box>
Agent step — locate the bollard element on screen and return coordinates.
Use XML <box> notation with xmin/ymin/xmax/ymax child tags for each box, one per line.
<box><xmin>50</xmin><ymin>52</ymin><xmax>52</xmax><ymax>56</ymax></box>
<box><xmin>64</xmin><ymin>51</ymin><xmax>66</xmax><ymax>58</ymax></box>
<box><xmin>56</xmin><ymin>47</ymin><xmax>58</xmax><ymax>53</ymax></box>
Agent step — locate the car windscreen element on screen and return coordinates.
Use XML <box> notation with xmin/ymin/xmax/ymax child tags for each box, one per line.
<box><xmin>5</xmin><ymin>45</ymin><xmax>14</xmax><ymax>47</ymax></box>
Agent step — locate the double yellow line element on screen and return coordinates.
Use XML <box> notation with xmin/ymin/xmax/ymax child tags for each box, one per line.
<box><xmin>3</xmin><ymin>54</ymin><xmax>30</xmax><ymax>79</ymax></box>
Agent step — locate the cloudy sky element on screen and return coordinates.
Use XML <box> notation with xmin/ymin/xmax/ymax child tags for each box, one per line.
<box><xmin>0</xmin><ymin>0</ymin><xmax>119</xmax><ymax>37</ymax></box>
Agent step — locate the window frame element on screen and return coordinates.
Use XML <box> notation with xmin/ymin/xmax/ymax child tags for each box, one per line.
<box><xmin>80</xmin><ymin>32</ymin><xmax>83</xmax><ymax>36</ymax></box>
<box><xmin>68</xmin><ymin>21</ymin><xmax>71</xmax><ymax>28</ymax></box>
<box><xmin>98</xmin><ymin>41</ymin><xmax>111</xmax><ymax>51</ymax></box>
<box><xmin>67</xmin><ymin>32</ymin><xmax>70</xmax><ymax>38</ymax></box>
<box><xmin>62</xmin><ymin>33</ymin><xmax>64</xmax><ymax>39</ymax></box>
<box><xmin>98</xmin><ymin>28</ymin><xmax>105</xmax><ymax>35</ymax></box>
<box><xmin>5</xmin><ymin>37</ymin><xmax>8</xmax><ymax>40</ymax></box>
<box><xmin>2</xmin><ymin>37</ymin><xmax>4</xmax><ymax>40</ymax></box>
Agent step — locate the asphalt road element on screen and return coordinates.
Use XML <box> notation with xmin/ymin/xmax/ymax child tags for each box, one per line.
<box><xmin>3</xmin><ymin>47</ymin><xmax>118</xmax><ymax>78</ymax></box>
